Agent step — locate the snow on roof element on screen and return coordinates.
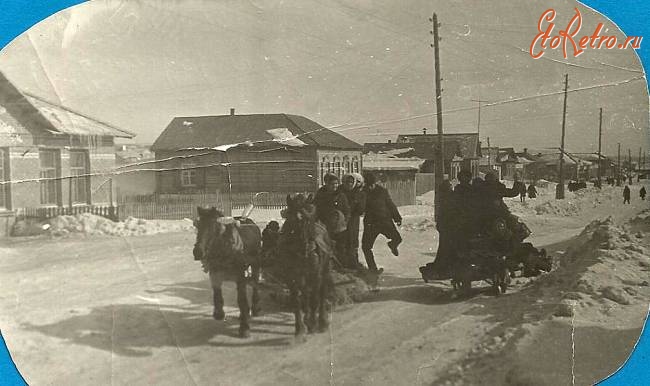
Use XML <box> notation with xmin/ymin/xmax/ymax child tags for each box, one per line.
<box><xmin>266</xmin><ymin>127</ymin><xmax>307</xmax><ymax>147</ymax></box>
<box><xmin>24</xmin><ymin>94</ymin><xmax>134</xmax><ymax>138</ymax></box>
<box><xmin>362</xmin><ymin>151</ymin><xmax>424</xmax><ymax>170</ymax></box>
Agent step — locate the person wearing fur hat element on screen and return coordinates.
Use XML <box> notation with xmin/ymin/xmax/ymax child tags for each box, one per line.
<box><xmin>341</xmin><ymin>173</ymin><xmax>366</xmax><ymax>269</ymax></box>
<box><xmin>315</xmin><ymin>173</ymin><xmax>350</xmax><ymax>266</ymax></box>
<box><xmin>361</xmin><ymin>171</ymin><xmax>402</xmax><ymax>273</ymax></box>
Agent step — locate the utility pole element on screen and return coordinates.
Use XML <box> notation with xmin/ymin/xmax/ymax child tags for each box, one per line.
<box><xmin>597</xmin><ymin>108</ymin><xmax>603</xmax><ymax>188</ymax></box>
<box><xmin>557</xmin><ymin>74</ymin><xmax>569</xmax><ymax>199</ymax></box>
<box><xmin>617</xmin><ymin>143</ymin><xmax>621</xmax><ymax>186</ymax></box>
<box><xmin>638</xmin><ymin>147</ymin><xmax>642</xmax><ymax>172</ymax></box>
<box><xmin>471</xmin><ymin>97</ymin><xmax>483</xmax><ymax>140</ymax></box>
<box><xmin>628</xmin><ymin>148</ymin><xmax>632</xmax><ymax>184</ymax></box>
<box><xmin>430</xmin><ymin>12</ymin><xmax>445</xmax><ymax>188</ymax></box>
<box><xmin>487</xmin><ymin>136</ymin><xmax>491</xmax><ymax>170</ymax></box>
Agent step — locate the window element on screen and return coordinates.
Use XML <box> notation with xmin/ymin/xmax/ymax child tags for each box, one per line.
<box><xmin>180</xmin><ymin>162</ymin><xmax>197</xmax><ymax>187</ymax></box>
<box><xmin>0</xmin><ymin>149</ymin><xmax>9</xmax><ymax>210</ymax></box>
<box><xmin>320</xmin><ymin>156</ymin><xmax>330</xmax><ymax>184</ymax></box>
<box><xmin>351</xmin><ymin>156</ymin><xmax>360</xmax><ymax>173</ymax></box>
<box><xmin>343</xmin><ymin>156</ymin><xmax>350</xmax><ymax>173</ymax></box>
<box><xmin>333</xmin><ymin>156</ymin><xmax>341</xmax><ymax>179</ymax></box>
<box><xmin>70</xmin><ymin>151</ymin><xmax>89</xmax><ymax>204</ymax></box>
<box><xmin>39</xmin><ymin>149</ymin><xmax>61</xmax><ymax>205</ymax></box>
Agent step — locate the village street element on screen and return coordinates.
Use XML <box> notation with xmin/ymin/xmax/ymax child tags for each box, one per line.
<box><xmin>1</xmin><ymin>184</ymin><xmax>649</xmax><ymax>386</ymax></box>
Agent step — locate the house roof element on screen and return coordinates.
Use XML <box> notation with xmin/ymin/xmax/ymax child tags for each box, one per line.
<box><xmin>24</xmin><ymin>93</ymin><xmax>135</xmax><ymax>138</ymax></box>
<box><xmin>0</xmin><ymin>71</ymin><xmax>134</xmax><ymax>140</ymax></box>
<box><xmin>395</xmin><ymin>132</ymin><xmax>480</xmax><ymax>158</ymax></box>
<box><xmin>362</xmin><ymin>150</ymin><xmax>424</xmax><ymax>171</ymax></box>
<box><xmin>152</xmin><ymin>113</ymin><xmax>361</xmax><ymax>151</ymax></box>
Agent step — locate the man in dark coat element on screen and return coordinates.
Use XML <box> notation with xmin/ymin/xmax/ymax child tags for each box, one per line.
<box><xmin>623</xmin><ymin>185</ymin><xmax>631</xmax><ymax>204</ymax></box>
<box><xmin>527</xmin><ymin>183</ymin><xmax>537</xmax><ymax>199</ymax></box>
<box><xmin>640</xmin><ymin>186</ymin><xmax>646</xmax><ymax>200</ymax></box>
<box><xmin>361</xmin><ymin>171</ymin><xmax>402</xmax><ymax>273</ymax></box>
<box><xmin>421</xmin><ymin>179</ymin><xmax>455</xmax><ymax>280</ymax></box>
<box><xmin>340</xmin><ymin>173</ymin><xmax>366</xmax><ymax>269</ymax></box>
<box><xmin>477</xmin><ymin>172</ymin><xmax>521</xmax><ymax>231</ymax></box>
<box><xmin>315</xmin><ymin>173</ymin><xmax>350</xmax><ymax>266</ymax></box>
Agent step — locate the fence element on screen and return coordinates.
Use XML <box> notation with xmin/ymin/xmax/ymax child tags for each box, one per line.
<box><xmin>20</xmin><ymin>204</ymin><xmax>118</xmax><ymax>221</ymax></box>
<box><xmin>379</xmin><ymin>179</ymin><xmax>416</xmax><ymax>207</ymax></box>
<box><xmin>415</xmin><ymin>173</ymin><xmax>435</xmax><ymax>195</ymax></box>
<box><xmin>117</xmin><ymin>192</ymin><xmax>228</xmax><ymax>220</ymax></box>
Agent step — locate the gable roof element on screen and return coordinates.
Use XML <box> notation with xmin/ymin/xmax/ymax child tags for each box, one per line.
<box><xmin>0</xmin><ymin>71</ymin><xmax>134</xmax><ymax>140</ymax></box>
<box><xmin>152</xmin><ymin>113</ymin><xmax>361</xmax><ymax>151</ymax></box>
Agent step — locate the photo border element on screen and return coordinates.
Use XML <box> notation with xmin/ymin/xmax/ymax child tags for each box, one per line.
<box><xmin>0</xmin><ymin>0</ymin><xmax>647</xmax><ymax>384</ymax></box>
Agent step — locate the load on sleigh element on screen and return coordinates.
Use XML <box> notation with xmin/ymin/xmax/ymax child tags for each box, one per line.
<box><xmin>420</xmin><ymin>171</ymin><xmax>552</xmax><ymax>295</ymax></box>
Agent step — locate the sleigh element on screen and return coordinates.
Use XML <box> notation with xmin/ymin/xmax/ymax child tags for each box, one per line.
<box><xmin>450</xmin><ymin>216</ymin><xmax>550</xmax><ymax>296</ymax></box>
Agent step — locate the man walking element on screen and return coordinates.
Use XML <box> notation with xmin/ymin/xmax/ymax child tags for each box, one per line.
<box><xmin>361</xmin><ymin>171</ymin><xmax>402</xmax><ymax>274</ymax></box>
<box><xmin>623</xmin><ymin>185</ymin><xmax>631</xmax><ymax>204</ymax></box>
<box><xmin>640</xmin><ymin>186</ymin><xmax>646</xmax><ymax>201</ymax></box>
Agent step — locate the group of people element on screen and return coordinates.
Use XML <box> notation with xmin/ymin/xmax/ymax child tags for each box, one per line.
<box><xmin>260</xmin><ymin>171</ymin><xmax>403</xmax><ymax>275</ymax></box>
<box><xmin>424</xmin><ymin>170</ymin><xmax>525</xmax><ymax>280</ymax></box>
<box><xmin>623</xmin><ymin>184</ymin><xmax>646</xmax><ymax>204</ymax></box>
<box><xmin>312</xmin><ymin>172</ymin><xmax>403</xmax><ymax>274</ymax></box>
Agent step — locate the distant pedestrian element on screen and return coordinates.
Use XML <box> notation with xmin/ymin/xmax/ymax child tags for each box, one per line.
<box><xmin>640</xmin><ymin>186</ymin><xmax>647</xmax><ymax>201</ymax></box>
<box><xmin>519</xmin><ymin>182</ymin><xmax>527</xmax><ymax>203</ymax></box>
<box><xmin>361</xmin><ymin>171</ymin><xmax>402</xmax><ymax>274</ymax></box>
<box><xmin>623</xmin><ymin>185</ymin><xmax>631</xmax><ymax>204</ymax></box>
<box><xmin>527</xmin><ymin>183</ymin><xmax>537</xmax><ymax>199</ymax></box>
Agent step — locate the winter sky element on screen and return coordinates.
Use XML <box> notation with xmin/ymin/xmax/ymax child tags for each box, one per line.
<box><xmin>0</xmin><ymin>0</ymin><xmax>647</xmax><ymax>155</ymax></box>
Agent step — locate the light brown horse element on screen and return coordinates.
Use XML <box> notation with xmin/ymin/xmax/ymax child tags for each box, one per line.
<box><xmin>192</xmin><ymin>207</ymin><xmax>262</xmax><ymax>338</ymax></box>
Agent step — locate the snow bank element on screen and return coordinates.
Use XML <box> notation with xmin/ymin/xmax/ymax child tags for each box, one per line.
<box><xmin>48</xmin><ymin>213</ymin><xmax>195</xmax><ymax>237</ymax></box>
<box><xmin>546</xmin><ymin>216</ymin><xmax>648</xmax><ymax>316</ymax></box>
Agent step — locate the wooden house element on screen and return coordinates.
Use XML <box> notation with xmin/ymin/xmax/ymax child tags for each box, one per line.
<box><xmin>479</xmin><ymin>146</ymin><xmax>501</xmax><ymax>179</ymax></box>
<box><xmin>0</xmin><ymin>71</ymin><xmax>134</xmax><ymax>235</ymax></box>
<box><xmin>151</xmin><ymin>110</ymin><xmax>362</xmax><ymax>194</ymax></box>
<box><xmin>365</xmin><ymin>132</ymin><xmax>481</xmax><ymax>180</ymax></box>
<box><xmin>362</xmin><ymin>153</ymin><xmax>421</xmax><ymax>206</ymax></box>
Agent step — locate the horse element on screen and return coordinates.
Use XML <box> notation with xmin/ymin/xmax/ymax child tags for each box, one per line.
<box><xmin>192</xmin><ymin>206</ymin><xmax>262</xmax><ymax>338</ymax></box>
<box><xmin>277</xmin><ymin>193</ymin><xmax>334</xmax><ymax>339</ymax></box>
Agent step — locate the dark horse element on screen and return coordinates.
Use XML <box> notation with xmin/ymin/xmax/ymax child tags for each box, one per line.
<box><xmin>277</xmin><ymin>194</ymin><xmax>334</xmax><ymax>339</ymax></box>
<box><xmin>192</xmin><ymin>207</ymin><xmax>262</xmax><ymax>338</ymax></box>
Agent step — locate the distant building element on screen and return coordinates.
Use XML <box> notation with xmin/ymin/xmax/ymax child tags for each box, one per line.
<box><xmin>113</xmin><ymin>144</ymin><xmax>156</xmax><ymax>197</ymax></box>
<box><xmin>151</xmin><ymin>110</ymin><xmax>362</xmax><ymax>193</ymax></box>
<box><xmin>479</xmin><ymin>146</ymin><xmax>501</xmax><ymax>179</ymax></box>
<box><xmin>364</xmin><ymin>132</ymin><xmax>481</xmax><ymax>180</ymax></box>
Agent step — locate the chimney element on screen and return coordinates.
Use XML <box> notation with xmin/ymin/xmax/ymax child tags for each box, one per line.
<box><xmin>423</xmin><ymin>128</ymin><xmax>427</xmax><ymax>135</ymax></box>
<box><xmin>230</xmin><ymin>108</ymin><xmax>235</xmax><ymax>116</ymax></box>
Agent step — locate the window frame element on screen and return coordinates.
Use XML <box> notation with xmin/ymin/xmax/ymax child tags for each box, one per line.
<box><xmin>180</xmin><ymin>162</ymin><xmax>198</xmax><ymax>187</ymax></box>
<box><xmin>39</xmin><ymin>149</ymin><xmax>61</xmax><ymax>206</ymax></box>
<box><xmin>69</xmin><ymin>150</ymin><xmax>90</xmax><ymax>204</ymax></box>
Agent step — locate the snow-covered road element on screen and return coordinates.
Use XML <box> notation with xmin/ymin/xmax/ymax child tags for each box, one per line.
<box><xmin>0</xmin><ymin>183</ymin><xmax>648</xmax><ymax>385</ymax></box>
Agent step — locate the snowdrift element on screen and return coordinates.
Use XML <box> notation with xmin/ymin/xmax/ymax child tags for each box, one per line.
<box><xmin>47</xmin><ymin>213</ymin><xmax>195</xmax><ymax>237</ymax></box>
<box><xmin>544</xmin><ymin>215</ymin><xmax>648</xmax><ymax>316</ymax></box>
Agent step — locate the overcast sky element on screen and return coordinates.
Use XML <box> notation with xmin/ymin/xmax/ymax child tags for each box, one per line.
<box><xmin>0</xmin><ymin>0</ymin><xmax>647</xmax><ymax>155</ymax></box>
